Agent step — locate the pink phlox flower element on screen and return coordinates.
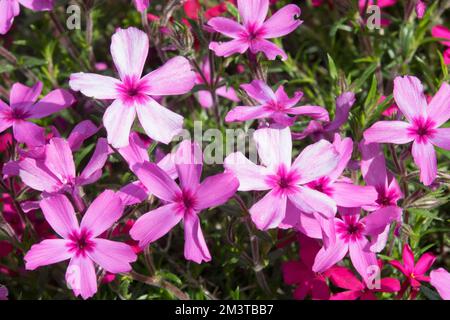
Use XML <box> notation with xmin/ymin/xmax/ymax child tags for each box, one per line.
<box><xmin>130</xmin><ymin>140</ymin><xmax>239</xmax><ymax>263</ymax></box>
<box><xmin>24</xmin><ymin>191</ymin><xmax>137</xmax><ymax>299</ymax></box>
<box><xmin>389</xmin><ymin>244</ymin><xmax>436</xmax><ymax>298</ymax></box>
<box><xmin>0</xmin><ymin>81</ymin><xmax>75</xmax><ymax>147</ymax></box>
<box><xmin>225</xmin><ymin>126</ymin><xmax>340</xmax><ymax>230</ymax></box>
<box><xmin>132</xmin><ymin>0</ymin><xmax>149</xmax><ymax>12</ymax></box>
<box><xmin>313</xmin><ymin>207</ymin><xmax>399</xmax><ymax>282</ymax></box>
<box><xmin>195</xmin><ymin>57</ymin><xmax>239</xmax><ymax>109</ymax></box>
<box><xmin>69</xmin><ymin>27</ymin><xmax>196</xmax><ymax>147</ymax></box>
<box><xmin>364</xmin><ymin>76</ymin><xmax>450</xmax><ymax>186</ymax></box>
<box><xmin>282</xmin><ymin>234</ymin><xmax>330</xmax><ymax>300</ymax></box>
<box><xmin>225</xmin><ymin>80</ymin><xmax>329</xmax><ymax>126</ymax></box>
<box><xmin>207</xmin><ymin>0</ymin><xmax>302</xmax><ymax>60</ymax></box>
<box><xmin>327</xmin><ymin>264</ymin><xmax>400</xmax><ymax>300</ymax></box>
<box><xmin>430</xmin><ymin>268</ymin><xmax>450</xmax><ymax>300</ymax></box>
<box><xmin>0</xmin><ymin>0</ymin><xmax>54</xmax><ymax>35</ymax></box>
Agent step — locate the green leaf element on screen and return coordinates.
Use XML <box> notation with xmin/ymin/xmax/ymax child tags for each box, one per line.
<box><xmin>327</xmin><ymin>54</ymin><xmax>338</xmax><ymax>81</ymax></box>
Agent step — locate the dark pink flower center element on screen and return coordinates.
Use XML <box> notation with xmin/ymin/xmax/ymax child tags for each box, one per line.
<box><xmin>116</xmin><ymin>76</ymin><xmax>150</xmax><ymax>106</ymax></box>
<box><xmin>243</xmin><ymin>24</ymin><xmax>265</xmax><ymax>41</ymax></box>
<box><xmin>407</xmin><ymin>117</ymin><xmax>437</xmax><ymax>143</ymax></box>
<box><xmin>307</xmin><ymin>177</ymin><xmax>334</xmax><ymax>196</ymax></box>
<box><xmin>336</xmin><ymin>217</ymin><xmax>365</xmax><ymax>243</ymax></box>
<box><xmin>266</xmin><ymin>165</ymin><xmax>301</xmax><ymax>196</ymax></box>
<box><xmin>175</xmin><ymin>189</ymin><xmax>198</xmax><ymax>212</ymax></box>
<box><xmin>68</xmin><ymin>229</ymin><xmax>95</xmax><ymax>256</ymax></box>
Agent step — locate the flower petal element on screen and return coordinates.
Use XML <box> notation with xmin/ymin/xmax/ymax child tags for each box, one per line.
<box><xmin>332</xmin><ymin>182</ymin><xmax>378</xmax><ymax>208</ymax></box>
<box><xmin>67</xmin><ymin>120</ymin><xmax>99</xmax><ymax>151</ymax></box>
<box><xmin>238</xmin><ymin>0</ymin><xmax>268</xmax><ymax>28</ymax></box>
<box><xmin>312</xmin><ymin>236</ymin><xmax>348</xmax><ymax>273</ymax></box>
<box><xmin>18</xmin><ymin>158</ymin><xmax>60</xmax><ymax>192</ymax></box>
<box><xmin>411</xmin><ymin>141</ymin><xmax>437</xmax><ymax>186</ymax></box>
<box><xmin>12</xmin><ymin>120</ymin><xmax>46</xmax><ymax>147</ymax></box>
<box><xmin>117</xmin><ymin>181</ymin><xmax>148</xmax><ymax>206</ymax></box>
<box><xmin>78</xmin><ymin>138</ymin><xmax>109</xmax><ymax>185</ymax></box>
<box><xmin>261</xmin><ymin>4</ymin><xmax>302</xmax><ymax>38</ymax></box>
<box><xmin>175</xmin><ymin>140</ymin><xmax>203</xmax><ymax>190</ymax></box>
<box><xmin>0</xmin><ymin>0</ymin><xmax>19</xmax><ymax>34</ymax></box>
<box><xmin>40</xmin><ymin>194</ymin><xmax>79</xmax><ymax>238</ymax></box>
<box><xmin>103</xmin><ymin>99</ymin><xmax>136</xmax><ymax>148</ymax></box>
<box><xmin>363</xmin><ymin>121</ymin><xmax>413</xmax><ymax>144</ymax></box>
<box><xmin>66</xmin><ymin>255</ymin><xmax>97</xmax><ymax>300</ymax></box>
<box><xmin>250</xmin><ymin>190</ymin><xmax>287</xmax><ymax>230</ymax></box>
<box><xmin>44</xmin><ymin>138</ymin><xmax>76</xmax><ymax>182</ymax></box>
<box><xmin>393</xmin><ymin>76</ymin><xmax>427</xmax><ymax>122</ymax></box>
<box><xmin>183</xmin><ymin>213</ymin><xmax>211</xmax><ymax>263</ymax></box>
<box><xmin>24</xmin><ymin>239</ymin><xmax>72</xmax><ymax>270</ymax></box>
<box><xmin>209</xmin><ymin>39</ymin><xmax>249</xmax><ymax>57</ymax></box>
<box><xmin>427</xmin><ymin>82</ymin><xmax>450</xmax><ymax>127</ymax></box>
<box><xmin>225</xmin><ymin>105</ymin><xmax>272</xmax><ymax>122</ymax></box>
<box><xmin>430</xmin><ymin>268</ymin><xmax>450</xmax><ymax>300</ymax></box>
<box><xmin>88</xmin><ymin>239</ymin><xmax>136</xmax><ymax>274</ymax></box>
<box><xmin>349</xmin><ymin>238</ymin><xmax>378</xmax><ymax>282</ymax></box>
<box><xmin>195</xmin><ymin>172</ymin><xmax>239</xmax><ymax>210</ymax></box>
<box><xmin>69</xmin><ymin>73</ymin><xmax>120</xmax><ymax>100</ymax></box>
<box><xmin>9</xmin><ymin>82</ymin><xmax>42</xmax><ymax>113</ymax></box>
<box><xmin>414</xmin><ymin>252</ymin><xmax>436</xmax><ymax>275</ymax></box>
<box><xmin>431</xmin><ymin>128</ymin><xmax>450</xmax><ymax>150</ymax></box>
<box><xmin>241</xmin><ymin>80</ymin><xmax>276</xmax><ymax>103</ymax></box>
<box><xmin>28</xmin><ymin>89</ymin><xmax>75</xmax><ymax>119</ymax></box>
<box><xmin>254</xmin><ymin>126</ymin><xmax>292</xmax><ymax>171</ymax></box>
<box><xmin>288</xmin><ymin>186</ymin><xmax>337</xmax><ymax>218</ymax></box>
<box><xmin>250</xmin><ymin>39</ymin><xmax>287</xmax><ymax>61</ymax></box>
<box><xmin>224</xmin><ymin>152</ymin><xmax>271</xmax><ymax>191</ymax></box>
<box><xmin>207</xmin><ymin>17</ymin><xmax>246</xmax><ymax>38</ymax></box>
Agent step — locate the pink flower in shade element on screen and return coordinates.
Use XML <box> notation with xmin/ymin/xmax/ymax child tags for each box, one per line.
<box><xmin>360</xmin><ymin>140</ymin><xmax>403</xmax><ymax>252</ymax></box>
<box><xmin>430</xmin><ymin>268</ymin><xmax>450</xmax><ymax>300</ymax></box>
<box><xmin>69</xmin><ymin>27</ymin><xmax>196</xmax><ymax>148</ymax></box>
<box><xmin>358</xmin><ymin>0</ymin><xmax>397</xmax><ymax>27</ymax></box>
<box><xmin>389</xmin><ymin>244</ymin><xmax>436</xmax><ymax>299</ymax></box>
<box><xmin>132</xmin><ymin>0</ymin><xmax>149</xmax><ymax>12</ymax></box>
<box><xmin>431</xmin><ymin>25</ymin><xmax>450</xmax><ymax>65</ymax></box>
<box><xmin>282</xmin><ymin>234</ymin><xmax>330</xmax><ymax>300</ymax></box>
<box><xmin>293</xmin><ymin>92</ymin><xmax>355</xmax><ymax>141</ymax></box>
<box><xmin>281</xmin><ymin>134</ymin><xmax>378</xmax><ymax>238</ymax></box>
<box><xmin>130</xmin><ymin>140</ymin><xmax>239</xmax><ymax>263</ymax></box>
<box><xmin>364</xmin><ymin>76</ymin><xmax>450</xmax><ymax>186</ymax></box>
<box><xmin>195</xmin><ymin>58</ymin><xmax>239</xmax><ymax>109</ymax></box>
<box><xmin>313</xmin><ymin>207</ymin><xmax>399</xmax><ymax>282</ymax></box>
<box><xmin>225</xmin><ymin>80</ymin><xmax>329</xmax><ymax>126</ymax></box>
<box><xmin>18</xmin><ymin>137</ymin><xmax>110</xmax><ymax>207</ymax></box>
<box><xmin>224</xmin><ymin>127</ymin><xmax>340</xmax><ymax>230</ymax></box>
<box><xmin>207</xmin><ymin>0</ymin><xmax>302</xmax><ymax>60</ymax></box>
<box><xmin>0</xmin><ymin>82</ymin><xmax>75</xmax><ymax>147</ymax></box>
<box><xmin>0</xmin><ymin>285</ymin><xmax>8</xmax><ymax>300</ymax></box>
<box><xmin>0</xmin><ymin>0</ymin><xmax>54</xmax><ymax>34</ymax></box>
<box><xmin>24</xmin><ymin>191</ymin><xmax>137</xmax><ymax>299</ymax></box>
<box><xmin>327</xmin><ymin>265</ymin><xmax>400</xmax><ymax>300</ymax></box>
<box><xmin>415</xmin><ymin>0</ymin><xmax>426</xmax><ymax>19</ymax></box>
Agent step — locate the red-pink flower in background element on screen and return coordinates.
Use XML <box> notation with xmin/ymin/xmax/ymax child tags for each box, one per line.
<box><xmin>431</xmin><ymin>25</ymin><xmax>450</xmax><ymax>65</ymax></box>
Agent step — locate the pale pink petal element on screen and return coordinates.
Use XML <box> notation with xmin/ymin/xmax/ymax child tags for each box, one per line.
<box><xmin>430</xmin><ymin>268</ymin><xmax>450</xmax><ymax>300</ymax></box>
<box><xmin>18</xmin><ymin>0</ymin><xmax>54</xmax><ymax>10</ymax></box>
<box><xmin>431</xmin><ymin>128</ymin><xmax>450</xmax><ymax>150</ymax></box>
<box><xmin>140</xmin><ymin>56</ymin><xmax>196</xmax><ymax>96</ymax></box>
<box><xmin>250</xmin><ymin>190</ymin><xmax>287</xmax><ymax>230</ymax></box>
<box><xmin>216</xmin><ymin>85</ymin><xmax>239</xmax><ymax>102</ymax></box>
<box><xmin>238</xmin><ymin>0</ymin><xmax>268</xmax><ymax>28</ymax></box>
<box><xmin>103</xmin><ymin>99</ymin><xmax>136</xmax><ymax>148</ymax></box>
<box><xmin>411</xmin><ymin>141</ymin><xmax>437</xmax><ymax>186</ymax></box>
<box><xmin>195</xmin><ymin>172</ymin><xmax>239</xmax><ymax>210</ymax></box>
<box><xmin>69</xmin><ymin>73</ymin><xmax>120</xmax><ymax>100</ymax></box>
<box><xmin>12</xmin><ymin>120</ymin><xmax>46</xmax><ymax>147</ymax></box>
<box><xmin>328</xmin><ymin>136</ymin><xmax>353</xmax><ymax>181</ymax></box>
<box><xmin>369</xmin><ymin>224</ymin><xmax>390</xmax><ymax>253</ymax></box>
<box><xmin>224</xmin><ymin>152</ymin><xmax>271</xmax><ymax>191</ymax></box>
<box><xmin>349</xmin><ymin>238</ymin><xmax>378</xmax><ymax>282</ymax></box>
<box><xmin>132</xmin><ymin>0</ymin><xmax>149</xmax><ymax>12</ymax></box>
<box><xmin>183</xmin><ymin>213</ymin><xmax>211</xmax><ymax>263</ymax></box>
<box><xmin>117</xmin><ymin>181</ymin><xmax>148</xmax><ymax>206</ymax></box>
<box><xmin>361</xmin><ymin>205</ymin><xmax>401</xmax><ymax>236</ymax></box>
<box><xmin>9</xmin><ymin>82</ymin><xmax>42</xmax><ymax>113</ymax></box>
<box><xmin>196</xmin><ymin>90</ymin><xmax>213</xmax><ymax>108</ymax></box>
<box><xmin>133</xmin><ymin>161</ymin><xmax>180</xmax><ymax>202</ymax></box>
<box><xmin>130</xmin><ymin>203</ymin><xmax>182</xmax><ymax>247</ymax></box>
<box><xmin>67</xmin><ymin>120</ymin><xmax>99</xmax><ymax>151</ymax></box>
<box><xmin>44</xmin><ymin>138</ymin><xmax>76</xmax><ymax>182</ymax></box>
<box><xmin>157</xmin><ymin>152</ymin><xmax>178</xmax><ymax>179</ymax></box>
<box><xmin>80</xmin><ymin>190</ymin><xmax>124</xmax><ymax>237</ymax></box>
<box><xmin>363</xmin><ymin>121</ymin><xmax>413</xmax><ymax>144</ymax></box>
<box><xmin>427</xmin><ymin>83</ymin><xmax>450</xmax><ymax>127</ymax></box>
<box><xmin>313</xmin><ymin>236</ymin><xmax>348</xmax><ymax>273</ymax></box>
<box><xmin>250</xmin><ymin>39</ymin><xmax>287</xmax><ymax>61</ymax></box>
<box><xmin>393</xmin><ymin>76</ymin><xmax>427</xmax><ymax>122</ymax></box>
<box><xmin>254</xmin><ymin>126</ymin><xmax>292</xmax><ymax>170</ymax></box>
<box><xmin>325</xmin><ymin>92</ymin><xmax>355</xmax><ymax>132</ymax></box>
<box><xmin>288</xmin><ymin>186</ymin><xmax>337</xmax><ymax>218</ymax></box>
<box><xmin>136</xmin><ymin>98</ymin><xmax>183</xmax><ymax>145</ymax></box>
<box><xmin>174</xmin><ymin>140</ymin><xmax>203</xmax><ymax>190</ymax></box>
<box><xmin>414</xmin><ymin>253</ymin><xmax>436</xmax><ymax>275</ymax></box>
<box><xmin>40</xmin><ymin>195</ymin><xmax>79</xmax><ymax>238</ymax></box>
<box><xmin>0</xmin><ymin>100</ymin><xmax>13</xmax><ymax>133</ymax></box>
<box><xmin>118</xmin><ymin>131</ymin><xmax>151</xmax><ymax>169</ymax></box>
<box><xmin>207</xmin><ymin>17</ymin><xmax>246</xmax><ymax>38</ymax></box>
<box><xmin>287</xmin><ymin>106</ymin><xmax>329</xmax><ymax>121</ymax></box>
<box><xmin>24</xmin><ymin>239</ymin><xmax>72</xmax><ymax>270</ymax></box>
<box><xmin>261</xmin><ymin>4</ymin><xmax>302</xmax><ymax>38</ymax></box>
<box><xmin>18</xmin><ymin>158</ymin><xmax>60</xmax><ymax>192</ymax></box>
<box><xmin>66</xmin><ymin>255</ymin><xmax>97</xmax><ymax>300</ymax></box>
<box><xmin>275</xmin><ymin>86</ymin><xmax>303</xmax><ymax>108</ymax></box>
<box><xmin>225</xmin><ymin>105</ymin><xmax>272</xmax><ymax>122</ymax></box>
<box><xmin>78</xmin><ymin>138</ymin><xmax>109</xmax><ymax>186</ymax></box>
<box><xmin>88</xmin><ymin>238</ymin><xmax>136</xmax><ymax>274</ymax></box>
<box><xmin>332</xmin><ymin>182</ymin><xmax>377</xmax><ymax>208</ymax></box>
<box><xmin>209</xmin><ymin>39</ymin><xmax>249</xmax><ymax>57</ymax></box>
<box><xmin>241</xmin><ymin>80</ymin><xmax>276</xmax><ymax>103</ymax></box>
<box><xmin>360</xmin><ymin>140</ymin><xmax>388</xmax><ymax>188</ymax></box>
<box><xmin>0</xmin><ymin>0</ymin><xmax>20</xmax><ymax>34</ymax></box>
<box><xmin>110</xmin><ymin>27</ymin><xmax>149</xmax><ymax>80</ymax></box>
<box><xmin>292</xmin><ymin>139</ymin><xmax>339</xmax><ymax>184</ymax></box>
<box><xmin>28</xmin><ymin>89</ymin><xmax>75</xmax><ymax>119</ymax></box>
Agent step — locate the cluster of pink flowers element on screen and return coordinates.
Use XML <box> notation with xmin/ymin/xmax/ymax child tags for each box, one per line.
<box><xmin>0</xmin><ymin>0</ymin><xmax>448</xmax><ymax>300</ymax></box>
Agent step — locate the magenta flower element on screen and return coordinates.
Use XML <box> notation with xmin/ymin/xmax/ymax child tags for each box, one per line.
<box><xmin>364</xmin><ymin>76</ymin><xmax>450</xmax><ymax>186</ymax></box>
<box><xmin>430</xmin><ymin>268</ymin><xmax>450</xmax><ymax>300</ymax></box>
<box><xmin>0</xmin><ymin>285</ymin><xmax>7</xmax><ymax>300</ymax></box>
<box><xmin>360</xmin><ymin>140</ymin><xmax>403</xmax><ymax>252</ymax></box>
<box><xmin>24</xmin><ymin>191</ymin><xmax>137</xmax><ymax>299</ymax></box>
<box><xmin>69</xmin><ymin>27</ymin><xmax>196</xmax><ymax>147</ymax></box>
<box><xmin>327</xmin><ymin>265</ymin><xmax>400</xmax><ymax>300</ymax></box>
<box><xmin>431</xmin><ymin>25</ymin><xmax>450</xmax><ymax>65</ymax></box>
<box><xmin>225</xmin><ymin>80</ymin><xmax>329</xmax><ymax>126</ymax></box>
<box><xmin>18</xmin><ymin>137</ymin><xmax>110</xmax><ymax>207</ymax></box>
<box><xmin>313</xmin><ymin>208</ymin><xmax>398</xmax><ymax>281</ymax></box>
<box><xmin>282</xmin><ymin>234</ymin><xmax>330</xmax><ymax>300</ymax></box>
<box><xmin>132</xmin><ymin>0</ymin><xmax>149</xmax><ymax>12</ymax></box>
<box><xmin>389</xmin><ymin>244</ymin><xmax>436</xmax><ymax>298</ymax></box>
<box><xmin>195</xmin><ymin>58</ymin><xmax>239</xmax><ymax>109</ymax></box>
<box><xmin>225</xmin><ymin>127</ymin><xmax>339</xmax><ymax>230</ymax></box>
<box><xmin>0</xmin><ymin>0</ymin><xmax>54</xmax><ymax>34</ymax></box>
<box><xmin>130</xmin><ymin>140</ymin><xmax>239</xmax><ymax>263</ymax></box>
<box><xmin>415</xmin><ymin>0</ymin><xmax>426</xmax><ymax>19</ymax></box>
<box><xmin>207</xmin><ymin>0</ymin><xmax>302</xmax><ymax>60</ymax></box>
<box><xmin>0</xmin><ymin>82</ymin><xmax>75</xmax><ymax>147</ymax></box>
